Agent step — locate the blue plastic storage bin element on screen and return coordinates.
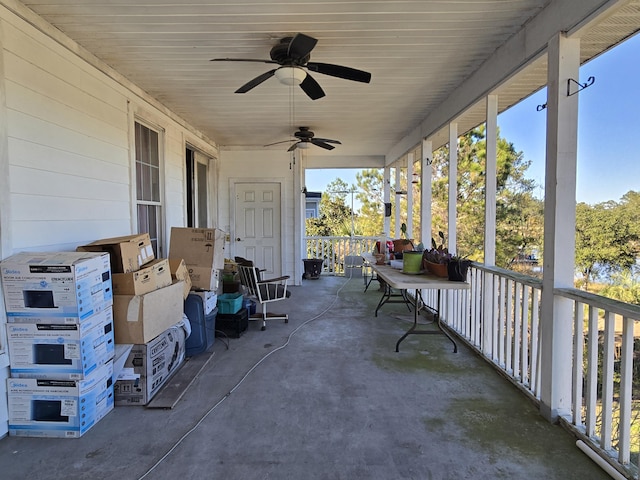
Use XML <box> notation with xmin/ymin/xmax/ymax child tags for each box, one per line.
<box><xmin>217</xmin><ymin>293</ymin><xmax>243</xmax><ymax>314</ymax></box>
<box><xmin>184</xmin><ymin>293</ymin><xmax>217</xmax><ymax>357</ymax></box>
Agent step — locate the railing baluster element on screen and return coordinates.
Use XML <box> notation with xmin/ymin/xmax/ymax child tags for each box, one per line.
<box><xmin>498</xmin><ymin>276</ymin><xmax>506</xmax><ymax>369</ymax></box>
<box><xmin>506</xmin><ymin>278</ymin><xmax>514</xmax><ymax>376</ymax></box>
<box><xmin>572</xmin><ymin>299</ymin><xmax>584</xmax><ymax>427</ymax></box>
<box><xmin>490</xmin><ymin>272</ymin><xmax>499</xmax><ymax>362</ymax></box>
<box><xmin>531</xmin><ymin>288</ymin><xmax>540</xmax><ymax>398</ymax></box>
<box><xmin>513</xmin><ymin>283</ymin><xmax>522</xmax><ymax>380</ymax></box>
<box><xmin>618</xmin><ymin>316</ymin><xmax>633</xmax><ymax>465</ymax></box>
<box><xmin>601</xmin><ymin>310</ymin><xmax>615</xmax><ymax>452</ymax></box>
<box><xmin>521</xmin><ymin>285</ymin><xmax>530</xmax><ymax>386</ymax></box>
<box><xmin>586</xmin><ymin>304</ymin><xmax>598</xmax><ymax>438</ymax></box>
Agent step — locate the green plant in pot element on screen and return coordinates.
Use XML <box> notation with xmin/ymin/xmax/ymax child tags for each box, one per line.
<box><xmin>447</xmin><ymin>255</ymin><xmax>472</xmax><ymax>282</ymax></box>
<box><xmin>422</xmin><ymin>231</ymin><xmax>451</xmax><ymax>277</ymax></box>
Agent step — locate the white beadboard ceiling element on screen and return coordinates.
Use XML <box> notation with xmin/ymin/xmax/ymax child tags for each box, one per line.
<box><xmin>16</xmin><ymin>0</ymin><xmax>640</xmax><ymax>160</ymax></box>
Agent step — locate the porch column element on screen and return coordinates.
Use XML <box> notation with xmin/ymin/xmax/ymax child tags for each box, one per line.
<box><xmin>406</xmin><ymin>152</ymin><xmax>414</xmax><ymax>239</ymax></box>
<box><xmin>540</xmin><ymin>33</ymin><xmax>580</xmax><ymax>422</ymax></box>
<box><xmin>448</xmin><ymin>122</ymin><xmax>458</xmax><ymax>253</ymax></box>
<box><xmin>383</xmin><ymin>166</ymin><xmax>391</xmax><ymax>237</ymax></box>
<box><xmin>484</xmin><ymin>95</ymin><xmax>497</xmax><ymax>266</ymax></box>
<box><xmin>420</xmin><ymin>139</ymin><xmax>433</xmax><ymax>246</ymax></box>
<box><xmin>482</xmin><ymin>95</ymin><xmax>498</xmax><ymax>355</ymax></box>
<box><xmin>394</xmin><ymin>164</ymin><xmax>402</xmax><ymax>238</ymax></box>
<box><xmin>294</xmin><ymin>153</ymin><xmax>304</xmax><ymax>285</ymax></box>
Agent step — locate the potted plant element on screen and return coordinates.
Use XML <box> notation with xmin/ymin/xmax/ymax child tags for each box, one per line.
<box><xmin>447</xmin><ymin>254</ymin><xmax>472</xmax><ymax>282</ymax></box>
<box><xmin>392</xmin><ymin>223</ymin><xmax>414</xmax><ymax>258</ymax></box>
<box><xmin>422</xmin><ymin>231</ymin><xmax>451</xmax><ymax>277</ymax></box>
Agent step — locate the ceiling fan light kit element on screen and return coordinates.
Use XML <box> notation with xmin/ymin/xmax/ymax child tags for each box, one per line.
<box><xmin>274</xmin><ymin>66</ymin><xmax>306</xmax><ymax>86</ymax></box>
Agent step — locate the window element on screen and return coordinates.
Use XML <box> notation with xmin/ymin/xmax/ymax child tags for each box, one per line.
<box><xmin>135</xmin><ymin>121</ymin><xmax>163</xmax><ymax>256</ymax></box>
<box><xmin>186</xmin><ymin>146</ymin><xmax>210</xmax><ymax>228</ymax></box>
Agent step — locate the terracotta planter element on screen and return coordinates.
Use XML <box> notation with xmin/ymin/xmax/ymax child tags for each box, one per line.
<box><xmin>424</xmin><ymin>260</ymin><xmax>448</xmax><ymax>277</ymax></box>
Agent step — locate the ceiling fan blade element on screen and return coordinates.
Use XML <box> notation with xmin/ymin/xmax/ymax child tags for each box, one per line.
<box><xmin>234</xmin><ymin>69</ymin><xmax>276</xmax><ymax>93</ymax></box>
<box><xmin>313</xmin><ymin>137</ymin><xmax>342</xmax><ymax>144</ymax></box>
<box><xmin>287</xmin><ymin>33</ymin><xmax>317</xmax><ymax>61</ymax></box>
<box><xmin>264</xmin><ymin>139</ymin><xmax>295</xmax><ymax>147</ymax></box>
<box><xmin>287</xmin><ymin>142</ymin><xmax>301</xmax><ymax>152</ymax></box>
<box><xmin>299</xmin><ymin>74</ymin><xmax>325</xmax><ymax>100</ymax></box>
<box><xmin>306</xmin><ymin>62</ymin><xmax>372</xmax><ymax>83</ymax></box>
<box><xmin>311</xmin><ymin>139</ymin><xmax>335</xmax><ymax>150</ymax></box>
<box><xmin>210</xmin><ymin>58</ymin><xmax>278</xmax><ymax>64</ymax></box>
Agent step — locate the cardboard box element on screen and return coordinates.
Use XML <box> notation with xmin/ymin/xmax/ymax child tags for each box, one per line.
<box><xmin>112</xmin><ymin>258</ymin><xmax>172</xmax><ymax>296</ymax></box>
<box><xmin>7</xmin><ymin>361</ymin><xmax>114</xmax><ymax>438</ymax></box>
<box><xmin>112</xmin><ymin>281</ymin><xmax>184</xmax><ymax>344</ymax></box>
<box><xmin>186</xmin><ymin>266</ymin><xmax>220</xmax><ymax>291</ymax></box>
<box><xmin>191</xmin><ymin>290</ymin><xmax>217</xmax><ymax>315</ymax></box>
<box><xmin>169</xmin><ymin>227</ymin><xmax>226</xmax><ymax>272</ymax></box>
<box><xmin>7</xmin><ymin>310</ymin><xmax>114</xmax><ymax>380</ymax></box>
<box><xmin>77</xmin><ymin>233</ymin><xmax>154</xmax><ymax>273</ymax></box>
<box><xmin>169</xmin><ymin>258</ymin><xmax>192</xmax><ymax>299</ymax></box>
<box><xmin>1</xmin><ymin>251</ymin><xmax>112</xmax><ymax>323</ymax></box>
<box><xmin>114</xmin><ymin>324</ymin><xmax>186</xmax><ymax>406</ymax></box>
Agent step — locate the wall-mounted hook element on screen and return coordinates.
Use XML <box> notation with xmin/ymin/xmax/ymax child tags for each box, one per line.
<box><xmin>567</xmin><ymin>76</ymin><xmax>595</xmax><ymax>96</ymax></box>
<box><xmin>536</xmin><ymin>103</ymin><xmax>547</xmax><ymax>112</ymax></box>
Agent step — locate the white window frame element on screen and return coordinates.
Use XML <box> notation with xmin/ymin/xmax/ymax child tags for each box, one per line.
<box><xmin>134</xmin><ymin>119</ymin><xmax>165</xmax><ymax>257</ymax></box>
<box><xmin>186</xmin><ymin>145</ymin><xmax>212</xmax><ymax>228</ymax></box>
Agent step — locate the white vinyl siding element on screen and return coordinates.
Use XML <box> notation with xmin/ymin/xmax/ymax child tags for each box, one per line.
<box><xmin>0</xmin><ymin>6</ymin><xmax>219</xmax><ymax>435</ymax></box>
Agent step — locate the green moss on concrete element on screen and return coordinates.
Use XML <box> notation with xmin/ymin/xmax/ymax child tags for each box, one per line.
<box><xmin>447</xmin><ymin>396</ymin><xmax>570</xmax><ymax>457</ymax></box>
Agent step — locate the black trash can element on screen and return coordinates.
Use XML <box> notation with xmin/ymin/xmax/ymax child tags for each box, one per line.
<box><xmin>302</xmin><ymin>258</ymin><xmax>324</xmax><ymax>280</ymax></box>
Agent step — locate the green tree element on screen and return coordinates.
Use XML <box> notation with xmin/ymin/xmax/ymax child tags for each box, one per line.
<box><xmin>430</xmin><ymin>126</ymin><xmax>543</xmax><ymax>267</ymax></box>
<box><xmin>305</xmin><ymin>179</ymin><xmax>355</xmax><ymax>236</ymax></box>
<box><xmin>600</xmin><ymin>270</ymin><xmax>640</xmax><ymax>304</ymax></box>
<box><xmin>355</xmin><ymin>169</ymin><xmax>384</xmax><ymax>236</ymax></box>
<box><xmin>575</xmin><ymin>199</ymin><xmax>639</xmax><ymax>290</ymax></box>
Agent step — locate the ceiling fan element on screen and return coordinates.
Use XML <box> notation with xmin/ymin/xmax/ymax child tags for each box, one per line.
<box><xmin>265</xmin><ymin>127</ymin><xmax>342</xmax><ymax>152</ymax></box>
<box><xmin>211</xmin><ymin>33</ymin><xmax>371</xmax><ymax>100</ymax></box>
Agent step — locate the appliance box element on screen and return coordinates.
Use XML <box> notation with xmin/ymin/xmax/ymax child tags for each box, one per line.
<box><xmin>169</xmin><ymin>227</ymin><xmax>226</xmax><ymax>272</ymax></box>
<box><xmin>7</xmin><ymin>309</ymin><xmax>115</xmax><ymax>380</ymax></box>
<box><xmin>1</xmin><ymin>251</ymin><xmax>112</xmax><ymax>322</ymax></box>
<box><xmin>77</xmin><ymin>233</ymin><xmax>154</xmax><ymax>274</ymax></box>
<box><xmin>113</xmin><ymin>324</ymin><xmax>186</xmax><ymax>405</ymax></box>
<box><xmin>112</xmin><ymin>258</ymin><xmax>172</xmax><ymax>296</ymax></box>
<box><xmin>112</xmin><ymin>281</ymin><xmax>184</xmax><ymax>344</ymax></box>
<box><xmin>7</xmin><ymin>361</ymin><xmax>114</xmax><ymax>438</ymax></box>
<box><xmin>168</xmin><ymin>258</ymin><xmax>192</xmax><ymax>299</ymax></box>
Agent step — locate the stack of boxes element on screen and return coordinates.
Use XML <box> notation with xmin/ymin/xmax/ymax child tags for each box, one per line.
<box><xmin>1</xmin><ymin>251</ymin><xmax>115</xmax><ymax>438</ymax></box>
<box><xmin>169</xmin><ymin>227</ymin><xmax>225</xmax><ymax>356</ymax></box>
<box><xmin>78</xmin><ymin>233</ymin><xmax>188</xmax><ymax>406</ymax></box>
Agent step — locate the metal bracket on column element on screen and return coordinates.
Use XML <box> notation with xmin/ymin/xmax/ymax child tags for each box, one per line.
<box><xmin>536</xmin><ymin>103</ymin><xmax>547</xmax><ymax>111</ymax></box>
<box><xmin>567</xmin><ymin>76</ymin><xmax>595</xmax><ymax>96</ymax></box>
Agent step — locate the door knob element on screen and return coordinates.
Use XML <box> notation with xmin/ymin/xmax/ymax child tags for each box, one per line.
<box><xmin>236</xmin><ymin>237</ymin><xmax>242</xmax><ymax>241</ymax></box>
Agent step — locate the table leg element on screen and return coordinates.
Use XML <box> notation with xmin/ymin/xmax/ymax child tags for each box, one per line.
<box><xmin>395</xmin><ymin>289</ymin><xmax>458</xmax><ymax>353</ymax></box>
<box><xmin>374</xmin><ymin>281</ymin><xmax>412</xmax><ymax>317</ymax></box>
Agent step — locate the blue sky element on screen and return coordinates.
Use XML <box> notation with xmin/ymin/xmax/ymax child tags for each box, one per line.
<box><xmin>306</xmin><ymin>33</ymin><xmax>639</xmax><ymax>206</ymax></box>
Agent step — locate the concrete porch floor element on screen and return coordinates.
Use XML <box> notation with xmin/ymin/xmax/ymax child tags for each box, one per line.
<box><xmin>0</xmin><ymin>275</ymin><xmax>611</xmax><ymax>480</ymax></box>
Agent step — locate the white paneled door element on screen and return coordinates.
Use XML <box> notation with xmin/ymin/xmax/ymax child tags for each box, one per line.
<box><xmin>234</xmin><ymin>182</ymin><xmax>282</xmax><ymax>276</ymax></box>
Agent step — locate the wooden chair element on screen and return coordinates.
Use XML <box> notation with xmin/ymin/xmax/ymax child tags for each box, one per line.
<box><xmin>237</xmin><ymin>263</ymin><xmax>290</xmax><ymax>331</ymax></box>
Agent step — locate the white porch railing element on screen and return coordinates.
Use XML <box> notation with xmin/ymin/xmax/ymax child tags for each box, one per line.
<box><xmin>435</xmin><ymin>264</ymin><xmax>640</xmax><ymax>479</ymax></box>
<box><xmin>304</xmin><ymin>236</ymin><xmax>379</xmax><ymax>275</ymax></box>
